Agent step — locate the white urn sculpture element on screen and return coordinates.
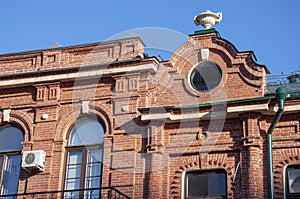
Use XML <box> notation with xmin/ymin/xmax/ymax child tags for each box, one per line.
<box><xmin>194</xmin><ymin>10</ymin><xmax>222</xmax><ymax>29</ymax></box>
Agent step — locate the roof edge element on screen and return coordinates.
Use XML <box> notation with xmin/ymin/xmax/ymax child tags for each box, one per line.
<box><xmin>0</xmin><ymin>36</ymin><xmax>146</xmax><ymax>58</ymax></box>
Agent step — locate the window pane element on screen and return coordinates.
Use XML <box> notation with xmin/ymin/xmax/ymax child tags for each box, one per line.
<box><xmin>190</xmin><ymin>61</ymin><xmax>222</xmax><ymax>92</ymax></box>
<box><xmin>68</xmin><ymin>151</ymin><xmax>82</xmax><ymax>164</ymax></box>
<box><xmin>87</xmin><ymin>162</ymin><xmax>102</xmax><ymax>178</ymax></box>
<box><xmin>1</xmin><ymin>155</ymin><xmax>22</xmax><ymax>196</ymax></box>
<box><xmin>208</xmin><ymin>172</ymin><xmax>227</xmax><ymax>196</ymax></box>
<box><xmin>88</xmin><ymin>149</ymin><xmax>102</xmax><ymax>164</ymax></box>
<box><xmin>66</xmin><ymin>151</ymin><xmax>82</xmax><ymax>181</ymax></box>
<box><xmin>65</xmin><ymin>178</ymin><xmax>81</xmax><ymax>190</ymax></box>
<box><xmin>85</xmin><ymin>176</ymin><xmax>101</xmax><ymax>198</ymax></box>
<box><xmin>186</xmin><ymin>170</ymin><xmax>227</xmax><ymax>198</ymax></box>
<box><xmin>65</xmin><ymin>151</ymin><xmax>82</xmax><ymax>198</ymax></box>
<box><xmin>86</xmin><ymin>176</ymin><xmax>101</xmax><ymax>189</ymax></box>
<box><xmin>69</xmin><ymin>120</ymin><xmax>104</xmax><ymax>145</ymax></box>
<box><xmin>0</xmin><ymin>126</ymin><xmax>24</xmax><ymax>152</ymax></box>
<box><xmin>85</xmin><ymin>148</ymin><xmax>102</xmax><ymax>198</ymax></box>
<box><xmin>65</xmin><ymin>178</ymin><xmax>80</xmax><ymax>198</ymax></box>
<box><xmin>86</xmin><ymin>149</ymin><xmax>102</xmax><ymax>183</ymax></box>
<box><xmin>187</xmin><ymin>173</ymin><xmax>208</xmax><ymax>196</ymax></box>
<box><xmin>288</xmin><ymin>168</ymin><xmax>300</xmax><ymax>193</ymax></box>
<box><xmin>66</xmin><ymin>165</ymin><xmax>82</xmax><ymax>179</ymax></box>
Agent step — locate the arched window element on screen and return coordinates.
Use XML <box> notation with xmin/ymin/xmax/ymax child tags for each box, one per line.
<box><xmin>64</xmin><ymin>118</ymin><xmax>105</xmax><ymax>198</ymax></box>
<box><xmin>0</xmin><ymin>125</ymin><xmax>24</xmax><ymax>196</ymax></box>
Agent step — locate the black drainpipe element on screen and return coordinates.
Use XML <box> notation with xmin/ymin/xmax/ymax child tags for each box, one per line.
<box><xmin>267</xmin><ymin>87</ymin><xmax>287</xmax><ymax>199</ymax></box>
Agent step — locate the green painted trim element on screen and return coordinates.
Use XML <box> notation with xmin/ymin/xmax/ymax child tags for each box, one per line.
<box><xmin>267</xmin><ymin>87</ymin><xmax>287</xmax><ymax>199</ymax></box>
<box><xmin>138</xmin><ymin>91</ymin><xmax>300</xmax><ymax>112</ymax></box>
<box><xmin>138</xmin><ymin>96</ymin><xmax>272</xmax><ymax>112</ymax></box>
<box><xmin>191</xmin><ymin>28</ymin><xmax>221</xmax><ymax>37</ymax></box>
<box><xmin>267</xmin><ymin>133</ymin><xmax>274</xmax><ymax>199</ymax></box>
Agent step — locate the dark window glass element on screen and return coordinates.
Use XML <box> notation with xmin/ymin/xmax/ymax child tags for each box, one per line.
<box><xmin>0</xmin><ymin>125</ymin><xmax>24</xmax><ymax>197</ymax></box>
<box><xmin>65</xmin><ymin>119</ymin><xmax>104</xmax><ymax>198</ymax></box>
<box><xmin>286</xmin><ymin>165</ymin><xmax>300</xmax><ymax>198</ymax></box>
<box><xmin>185</xmin><ymin>169</ymin><xmax>227</xmax><ymax>199</ymax></box>
<box><xmin>190</xmin><ymin>61</ymin><xmax>222</xmax><ymax>92</ymax></box>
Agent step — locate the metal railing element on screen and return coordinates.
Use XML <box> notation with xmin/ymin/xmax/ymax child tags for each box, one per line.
<box><xmin>266</xmin><ymin>73</ymin><xmax>300</xmax><ymax>94</ymax></box>
<box><xmin>0</xmin><ymin>187</ymin><xmax>131</xmax><ymax>199</ymax></box>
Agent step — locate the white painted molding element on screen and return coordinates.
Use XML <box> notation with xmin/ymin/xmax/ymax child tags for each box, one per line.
<box><xmin>141</xmin><ymin>113</ymin><xmax>171</xmax><ymax>121</ymax></box>
<box><xmin>272</xmin><ymin>104</ymin><xmax>300</xmax><ymax>112</ymax></box>
<box><xmin>141</xmin><ymin>103</ymin><xmax>300</xmax><ymax>122</ymax></box>
<box><xmin>200</xmin><ymin>48</ymin><xmax>209</xmax><ymax>60</ymax></box>
<box><xmin>0</xmin><ymin>63</ymin><xmax>158</xmax><ymax>88</ymax></box>
<box><xmin>141</xmin><ymin>111</ymin><xmax>225</xmax><ymax>121</ymax></box>
<box><xmin>227</xmin><ymin>104</ymin><xmax>269</xmax><ymax>113</ymax></box>
<box><xmin>3</xmin><ymin>109</ymin><xmax>11</xmax><ymax>122</ymax></box>
<box><xmin>82</xmin><ymin>101</ymin><xmax>90</xmax><ymax>113</ymax></box>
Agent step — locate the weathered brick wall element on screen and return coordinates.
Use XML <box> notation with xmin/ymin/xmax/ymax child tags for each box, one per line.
<box><xmin>0</xmin><ymin>31</ymin><xmax>298</xmax><ymax>199</ymax></box>
<box><xmin>0</xmin><ymin>37</ymin><xmax>145</xmax><ymax>75</ymax></box>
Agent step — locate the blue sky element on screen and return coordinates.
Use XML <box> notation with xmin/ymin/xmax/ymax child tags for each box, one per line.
<box><xmin>1</xmin><ymin>1</ymin><xmax>300</xmax><ymax>75</ymax></box>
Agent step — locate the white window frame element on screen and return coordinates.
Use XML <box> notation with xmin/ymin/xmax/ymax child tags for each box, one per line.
<box><xmin>284</xmin><ymin>164</ymin><xmax>300</xmax><ymax>199</ymax></box>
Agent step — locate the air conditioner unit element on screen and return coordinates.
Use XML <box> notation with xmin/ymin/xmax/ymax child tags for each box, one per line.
<box><xmin>22</xmin><ymin>150</ymin><xmax>46</xmax><ymax>171</ymax></box>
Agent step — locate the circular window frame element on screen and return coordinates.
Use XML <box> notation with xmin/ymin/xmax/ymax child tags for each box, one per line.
<box><xmin>188</xmin><ymin>60</ymin><xmax>223</xmax><ymax>93</ymax></box>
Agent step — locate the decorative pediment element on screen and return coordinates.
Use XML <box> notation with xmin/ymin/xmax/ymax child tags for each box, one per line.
<box><xmin>168</xmin><ymin>29</ymin><xmax>269</xmax><ymax>102</ymax></box>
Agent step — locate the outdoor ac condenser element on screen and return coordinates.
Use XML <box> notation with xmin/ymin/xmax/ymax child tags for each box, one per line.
<box><xmin>21</xmin><ymin>150</ymin><xmax>46</xmax><ymax>171</ymax></box>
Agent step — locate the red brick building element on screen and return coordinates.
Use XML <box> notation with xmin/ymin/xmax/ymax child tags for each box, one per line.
<box><xmin>0</xmin><ymin>25</ymin><xmax>300</xmax><ymax>199</ymax></box>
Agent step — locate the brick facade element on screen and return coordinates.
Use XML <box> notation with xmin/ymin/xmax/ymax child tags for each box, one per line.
<box><xmin>0</xmin><ymin>29</ymin><xmax>299</xmax><ymax>198</ymax></box>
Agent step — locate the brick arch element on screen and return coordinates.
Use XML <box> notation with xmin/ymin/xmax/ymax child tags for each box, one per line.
<box><xmin>170</xmin><ymin>156</ymin><xmax>199</xmax><ymax>199</ymax></box>
<box><xmin>168</xmin><ymin>40</ymin><xmax>230</xmax><ymax>99</ymax></box>
<box><xmin>170</xmin><ymin>154</ymin><xmax>235</xmax><ymax>199</ymax></box>
<box><xmin>169</xmin><ymin>39</ymin><xmax>205</xmax><ymax>76</ymax></box>
<box><xmin>9</xmin><ymin>110</ymin><xmax>34</xmax><ymax>142</ymax></box>
<box><xmin>273</xmin><ymin>148</ymin><xmax>300</xmax><ymax>198</ymax></box>
<box><xmin>55</xmin><ymin>106</ymin><xmax>81</xmax><ymax>142</ymax></box>
<box><xmin>169</xmin><ymin>37</ymin><xmax>237</xmax><ymax>77</ymax></box>
<box><xmin>55</xmin><ymin>104</ymin><xmax>114</xmax><ymax>143</ymax></box>
<box><xmin>169</xmin><ymin>33</ymin><xmax>266</xmax><ymax>99</ymax></box>
<box><xmin>210</xmin><ymin>39</ymin><xmax>266</xmax><ymax>89</ymax></box>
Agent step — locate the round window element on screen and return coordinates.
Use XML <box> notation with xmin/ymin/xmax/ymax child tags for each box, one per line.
<box><xmin>189</xmin><ymin>61</ymin><xmax>222</xmax><ymax>92</ymax></box>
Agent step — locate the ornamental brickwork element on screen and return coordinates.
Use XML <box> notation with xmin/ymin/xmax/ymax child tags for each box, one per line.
<box><xmin>0</xmin><ymin>29</ymin><xmax>299</xmax><ymax>199</ymax></box>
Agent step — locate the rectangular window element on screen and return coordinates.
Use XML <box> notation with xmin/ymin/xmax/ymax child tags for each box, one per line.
<box><xmin>64</xmin><ymin>146</ymin><xmax>103</xmax><ymax>198</ymax></box>
<box><xmin>184</xmin><ymin>169</ymin><xmax>227</xmax><ymax>199</ymax></box>
<box><xmin>65</xmin><ymin>151</ymin><xmax>82</xmax><ymax>198</ymax></box>
<box><xmin>286</xmin><ymin>165</ymin><xmax>300</xmax><ymax>198</ymax></box>
<box><xmin>85</xmin><ymin>148</ymin><xmax>102</xmax><ymax>198</ymax></box>
<box><xmin>0</xmin><ymin>155</ymin><xmax>22</xmax><ymax>196</ymax></box>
